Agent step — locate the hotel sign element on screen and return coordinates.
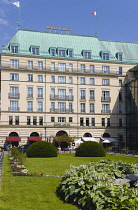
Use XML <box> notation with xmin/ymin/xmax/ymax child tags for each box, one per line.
<box><xmin>54</xmin><ymin>123</ymin><xmax>70</xmax><ymax>126</ymax></box>
<box><xmin>47</xmin><ymin>26</ymin><xmax>70</xmax><ymax>31</ymax></box>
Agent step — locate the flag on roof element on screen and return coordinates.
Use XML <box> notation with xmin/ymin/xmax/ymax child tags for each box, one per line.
<box><xmin>13</xmin><ymin>1</ymin><xmax>20</xmax><ymax>7</ymax></box>
<box><xmin>92</xmin><ymin>11</ymin><xmax>96</xmax><ymax>16</ymax></box>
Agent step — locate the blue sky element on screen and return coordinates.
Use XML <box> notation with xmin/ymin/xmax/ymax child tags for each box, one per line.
<box><xmin>0</xmin><ymin>0</ymin><xmax>138</xmax><ymax>50</ymax></box>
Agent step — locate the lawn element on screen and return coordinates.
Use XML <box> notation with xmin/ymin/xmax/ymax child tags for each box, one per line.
<box><xmin>0</xmin><ymin>154</ymin><xmax>138</xmax><ymax>210</ymax></box>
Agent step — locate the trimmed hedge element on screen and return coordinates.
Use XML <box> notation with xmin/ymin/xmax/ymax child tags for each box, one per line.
<box><xmin>75</xmin><ymin>141</ymin><xmax>106</xmax><ymax>157</ymax></box>
<box><xmin>26</xmin><ymin>141</ymin><xmax>57</xmax><ymax>157</ymax></box>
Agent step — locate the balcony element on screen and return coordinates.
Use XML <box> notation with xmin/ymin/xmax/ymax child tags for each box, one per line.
<box><xmin>1</xmin><ymin>63</ymin><xmax>120</xmax><ymax>76</ymax></box>
<box><xmin>50</xmin><ymin>95</ymin><xmax>74</xmax><ymax>101</ymax></box>
<box><xmin>37</xmin><ymin>95</ymin><xmax>43</xmax><ymax>99</ymax></box>
<box><xmin>101</xmin><ymin>110</ymin><xmax>111</xmax><ymax>114</ymax></box>
<box><xmin>50</xmin><ymin>108</ymin><xmax>74</xmax><ymax>113</ymax></box>
<box><xmin>27</xmin><ymin>94</ymin><xmax>33</xmax><ymax>99</ymax></box>
<box><xmin>27</xmin><ymin>108</ymin><xmax>33</xmax><ymax>112</ymax></box>
<box><xmin>101</xmin><ymin>97</ymin><xmax>111</xmax><ymax>102</ymax></box>
<box><xmin>89</xmin><ymin>97</ymin><xmax>95</xmax><ymax>101</ymax></box>
<box><xmin>37</xmin><ymin>108</ymin><xmax>43</xmax><ymax>112</ymax></box>
<box><xmin>8</xmin><ymin>107</ymin><xmax>20</xmax><ymax>111</ymax></box>
<box><xmin>80</xmin><ymin>97</ymin><xmax>86</xmax><ymax>101</ymax></box>
<box><xmin>8</xmin><ymin>93</ymin><xmax>20</xmax><ymax>99</ymax></box>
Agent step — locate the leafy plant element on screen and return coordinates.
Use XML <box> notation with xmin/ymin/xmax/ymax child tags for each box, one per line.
<box><xmin>124</xmin><ymin>147</ymin><xmax>129</xmax><ymax>155</ymax></box>
<box><xmin>54</xmin><ymin>134</ymin><xmax>73</xmax><ymax>147</ymax></box>
<box><xmin>57</xmin><ymin>160</ymin><xmax>138</xmax><ymax>210</ymax></box>
<box><xmin>106</xmin><ymin>146</ymin><xmax>112</xmax><ymax>154</ymax></box>
<box><xmin>17</xmin><ymin>153</ymin><xmax>26</xmax><ymax>165</ymax></box>
<box><xmin>75</xmin><ymin>141</ymin><xmax>106</xmax><ymax>157</ymax></box>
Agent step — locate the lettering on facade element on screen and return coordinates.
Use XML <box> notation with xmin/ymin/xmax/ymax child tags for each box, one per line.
<box><xmin>54</xmin><ymin>123</ymin><xmax>70</xmax><ymax>126</ymax></box>
<box><xmin>47</xmin><ymin>26</ymin><xmax>70</xmax><ymax>32</ymax></box>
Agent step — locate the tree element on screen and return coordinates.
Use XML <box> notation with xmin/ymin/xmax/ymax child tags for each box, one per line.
<box><xmin>54</xmin><ymin>134</ymin><xmax>73</xmax><ymax>148</ymax></box>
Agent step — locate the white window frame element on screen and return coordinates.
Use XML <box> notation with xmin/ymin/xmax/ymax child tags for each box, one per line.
<box><xmin>10</xmin><ymin>60</ymin><xmax>19</xmax><ymax>68</ymax></box>
<box><xmin>38</xmin><ymin>75</ymin><xmax>43</xmax><ymax>82</ymax></box>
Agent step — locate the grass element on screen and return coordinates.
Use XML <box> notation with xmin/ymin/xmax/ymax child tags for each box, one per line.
<box><xmin>1</xmin><ymin>153</ymin><xmax>138</xmax><ymax>210</ymax></box>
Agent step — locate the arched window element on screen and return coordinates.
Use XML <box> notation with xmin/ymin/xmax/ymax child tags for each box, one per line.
<box><xmin>30</xmin><ymin>132</ymin><xmax>39</xmax><ymax>137</ymax></box>
<box><xmin>103</xmin><ymin>133</ymin><xmax>110</xmax><ymax>137</ymax></box>
<box><xmin>56</xmin><ymin>130</ymin><xmax>68</xmax><ymax>137</ymax></box>
<box><xmin>83</xmin><ymin>133</ymin><xmax>92</xmax><ymax>137</ymax></box>
<box><xmin>9</xmin><ymin>132</ymin><xmax>18</xmax><ymax>137</ymax></box>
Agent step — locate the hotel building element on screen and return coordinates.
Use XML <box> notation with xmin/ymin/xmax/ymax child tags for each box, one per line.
<box><xmin>0</xmin><ymin>29</ymin><xmax>138</xmax><ymax>148</ymax></box>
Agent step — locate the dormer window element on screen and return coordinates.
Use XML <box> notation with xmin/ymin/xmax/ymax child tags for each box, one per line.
<box><xmin>51</xmin><ymin>49</ymin><xmax>55</xmax><ymax>56</ymax></box>
<box><xmin>50</xmin><ymin>48</ymin><xmax>56</xmax><ymax>56</ymax></box>
<box><xmin>67</xmin><ymin>49</ymin><xmax>73</xmax><ymax>58</ymax></box>
<box><xmin>117</xmin><ymin>52</ymin><xmax>123</xmax><ymax>61</ymax></box>
<box><xmin>30</xmin><ymin>46</ymin><xmax>40</xmax><ymax>55</ymax></box>
<box><xmin>59</xmin><ymin>50</ymin><xmax>65</xmax><ymax>57</ymax></box>
<box><xmin>101</xmin><ymin>51</ymin><xmax>110</xmax><ymax>60</ymax></box>
<box><xmin>58</xmin><ymin>48</ymin><xmax>66</xmax><ymax>57</ymax></box>
<box><xmin>11</xmin><ymin>46</ymin><xmax>18</xmax><ymax>53</ymax></box>
<box><xmin>10</xmin><ymin>43</ymin><xmax>19</xmax><ymax>53</ymax></box>
<box><xmin>103</xmin><ymin>53</ymin><xmax>109</xmax><ymax>60</ymax></box>
<box><xmin>83</xmin><ymin>50</ymin><xmax>91</xmax><ymax>59</ymax></box>
<box><xmin>32</xmin><ymin>47</ymin><xmax>39</xmax><ymax>55</ymax></box>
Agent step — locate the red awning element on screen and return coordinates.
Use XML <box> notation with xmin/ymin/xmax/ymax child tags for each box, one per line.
<box><xmin>6</xmin><ymin>137</ymin><xmax>21</xmax><ymax>142</ymax></box>
<box><xmin>28</xmin><ymin>137</ymin><xmax>42</xmax><ymax>141</ymax></box>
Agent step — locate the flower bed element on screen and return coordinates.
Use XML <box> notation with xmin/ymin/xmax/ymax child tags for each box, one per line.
<box><xmin>9</xmin><ymin>155</ymin><xmax>62</xmax><ymax>177</ymax></box>
<box><xmin>57</xmin><ymin>160</ymin><xmax>138</xmax><ymax>210</ymax></box>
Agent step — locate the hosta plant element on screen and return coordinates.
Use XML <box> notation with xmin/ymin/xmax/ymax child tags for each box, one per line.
<box><xmin>57</xmin><ymin>160</ymin><xmax>138</xmax><ymax>210</ymax></box>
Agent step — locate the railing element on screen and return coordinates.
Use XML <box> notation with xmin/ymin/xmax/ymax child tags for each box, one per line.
<box><xmin>37</xmin><ymin>95</ymin><xmax>43</xmax><ymax>99</ymax></box>
<box><xmin>27</xmin><ymin>108</ymin><xmax>33</xmax><ymax>112</ymax></box>
<box><xmin>80</xmin><ymin>97</ymin><xmax>86</xmax><ymax>101</ymax></box>
<box><xmin>50</xmin><ymin>108</ymin><xmax>74</xmax><ymax>113</ymax></box>
<box><xmin>89</xmin><ymin>97</ymin><xmax>95</xmax><ymax>101</ymax></box>
<box><xmin>0</xmin><ymin>64</ymin><xmax>121</xmax><ymax>76</ymax></box>
<box><xmin>27</xmin><ymin>94</ymin><xmax>33</xmax><ymax>98</ymax></box>
<box><xmin>37</xmin><ymin>108</ymin><xmax>43</xmax><ymax>112</ymax></box>
<box><xmin>101</xmin><ymin>110</ymin><xmax>111</xmax><ymax>114</ymax></box>
<box><xmin>8</xmin><ymin>93</ymin><xmax>20</xmax><ymax>99</ymax></box>
<box><xmin>8</xmin><ymin>107</ymin><xmax>20</xmax><ymax>111</ymax></box>
<box><xmin>101</xmin><ymin>97</ymin><xmax>111</xmax><ymax>102</ymax></box>
<box><xmin>50</xmin><ymin>95</ymin><xmax>74</xmax><ymax>101</ymax></box>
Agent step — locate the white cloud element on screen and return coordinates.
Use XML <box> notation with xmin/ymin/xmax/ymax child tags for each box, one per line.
<box><xmin>0</xmin><ymin>18</ymin><xmax>8</xmax><ymax>25</ymax></box>
<box><xmin>0</xmin><ymin>8</ymin><xmax>8</xmax><ymax>25</ymax></box>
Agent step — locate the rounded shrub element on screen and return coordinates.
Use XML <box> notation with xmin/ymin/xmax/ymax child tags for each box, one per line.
<box><xmin>75</xmin><ymin>141</ymin><xmax>106</xmax><ymax>157</ymax></box>
<box><xmin>26</xmin><ymin>141</ymin><xmax>57</xmax><ymax>157</ymax></box>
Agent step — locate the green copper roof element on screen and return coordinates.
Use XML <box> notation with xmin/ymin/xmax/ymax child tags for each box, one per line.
<box><xmin>101</xmin><ymin>40</ymin><xmax>138</xmax><ymax>63</ymax></box>
<box><xmin>2</xmin><ymin>29</ymin><xmax>138</xmax><ymax>64</ymax></box>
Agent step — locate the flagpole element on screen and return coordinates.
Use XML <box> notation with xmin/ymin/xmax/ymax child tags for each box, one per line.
<box><xmin>13</xmin><ymin>1</ymin><xmax>20</xmax><ymax>29</ymax></box>
<box><xmin>96</xmin><ymin>11</ymin><xmax>98</xmax><ymax>37</ymax></box>
<box><xmin>92</xmin><ymin>10</ymin><xmax>98</xmax><ymax>37</ymax></box>
<box><xmin>18</xmin><ymin>1</ymin><xmax>20</xmax><ymax>29</ymax></box>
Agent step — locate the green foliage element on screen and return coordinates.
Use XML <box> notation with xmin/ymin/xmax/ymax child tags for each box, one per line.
<box><xmin>10</xmin><ymin>147</ymin><xmax>20</xmax><ymax>158</ymax></box>
<box><xmin>10</xmin><ymin>147</ymin><xmax>26</xmax><ymax>165</ymax></box>
<box><xmin>57</xmin><ymin>160</ymin><xmax>138</xmax><ymax>210</ymax></box>
<box><xmin>26</xmin><ymin>141</ymin><xmax>57</xmax><ymax>158</ymax></box>
<box><xmin>17</xmin><ymin>153</ymin><xmax>26</xmax><ymax>165</ymax></box>
<box><xmin>75</xmin><ymin>141</ymin><xmax>106</xmax><ymax>157</ymax></box>
<box><xmin>124</xmin><ymin>147</ymin><xmax>129</xmax><ymax>154</ymax></box>
<box><xmin>54</xmin><ymin>134</ymin><xmax>73</xmax><ymax>147</ymax></box>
